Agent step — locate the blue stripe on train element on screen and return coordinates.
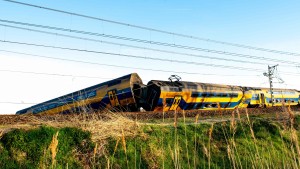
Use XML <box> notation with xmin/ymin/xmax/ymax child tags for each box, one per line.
<box><xmin>181</xmin><ymin>101</ymin><xmax>240</xmax><ymax>109</ymax></box>
<box><xmin>156</xmin><ymin>97</ymin><xmax>243</xmax><ymax>110</ymax></box>
<box><xmin>265</xmin><ymin>98</ymin><xmax>299</xmax><ymax>103</ymax></box>
<box><xmin>30</xmin><ymin>87</ymin><xmax>133</xmax><ymax>114</ymax></box>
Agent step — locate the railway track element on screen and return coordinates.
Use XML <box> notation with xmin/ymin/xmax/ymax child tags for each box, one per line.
<box><xmin>1</xmin><ymin>106</ymin><xmax>299</xmax><ymax>125</ymax></box>
<box><xmin>122</xmin><ymin>106</ymin><xmax>300</xmax><ymax>119</ymax></box>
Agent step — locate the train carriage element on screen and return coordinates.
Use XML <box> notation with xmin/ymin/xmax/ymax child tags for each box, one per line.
<box><xmin>144</xmin><ymin>80</ymin><xmax>246</xmax><ymax>112</ymax></box>
<box><xmin>259</xmin><ymin>88</ymin><xmax>299</xmax><ymax>107</ymax></box>
<box><xmin>244</xmin><ymin>88</ymin><xmax>299</xmax><ymax>108</ymax></box>
<box><xmin>242</xmin><ymin>88</ymin><xmax>267</xmax><ymax>108</ymax></box>
<box><xmin>16</xmin><ymin>73</ymin><xmax>144</xmax><ymax>115</ymax></box>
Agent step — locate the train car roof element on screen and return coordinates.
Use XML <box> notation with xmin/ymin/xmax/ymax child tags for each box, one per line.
<box><xmin>259</xmin><ymin>88</ymin><xmax>298</xmax><ymax>92</ymax></box>
<box><xmin>16</xmin><ymin>73</ymin><xmax>142</xmax><ymax>114</ymax></box>
<box><xmin>148</xmin><ymin>80</ymin><xmax>241</xmax><ymax>90</ymax></box>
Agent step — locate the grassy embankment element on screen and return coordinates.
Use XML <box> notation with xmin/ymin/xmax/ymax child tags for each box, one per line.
<box><xmin>1</xmin><ymin>108</ymin><xmax>300</xmax><ymax>168</ymax></box>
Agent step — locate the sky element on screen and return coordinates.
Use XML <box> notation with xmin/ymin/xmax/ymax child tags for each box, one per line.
<box><xmin>0</xmin><ymin>0</ymin><xmax>300</xmax><ymax>114</ymax></box>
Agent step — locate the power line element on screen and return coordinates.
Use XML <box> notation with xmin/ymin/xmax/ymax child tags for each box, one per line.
<box><xmin>0</xmin><ymin>23</ymin><xmax>278</xmax><ymax>67</ymax></box>
<box><xmin>1</xmin><ymin>20</ymin><xmax>300</xmax><ymax>66</ymax></box>
<box><xmin>0</xmin><ymin>101</ymin><xmax>36</xmax><ymax>105</ymax></box>
<box><xmin>0</xmin><ymin>69</ymin><xmax>112</xmax><ymax>79</ymax></box>
<box><xmin>0</xmin><ymin>39</ymin><xmax>268</xmax><ymax>72</ymax></box>
<box><xmin>0</xmin><ymin>69</ymin><xmax>154</xmax><ymax>82</ymax></box>
<box><xmin>2</xmin><ymin>22</ymin><xmax>299</xmax><ymax>68</ymax></box>
<box><xmin>0</xmin><ymin>49</ymin><xmax>260</xmax><ymax>77</ymax></box>
<box><xmin>2</xmin><ymin>0</ymin><xmax>300</xmax><ymax>57</ymax></box>
<box><xmin>2</xmin><ymin>40</ymin><xmax>300</xmax><ymax>76</ymax></box>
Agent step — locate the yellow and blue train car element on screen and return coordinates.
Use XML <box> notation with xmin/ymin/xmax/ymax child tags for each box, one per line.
<box><xmin>241</xmin><ymin>88</ymin><xmax>267</xmax><ymax>108</ymax></box>
<box><xmin>16</xmin><ymin>73</ymin><xmax>144</xmax><ymax>115</ymax></box>
<box><xmin>144</xmin><ymin>80</ymin><xmax>246</xmax><ymax>112</ymax></box>
<box><xmin>254</xmin><ymin>88</ymin><xmax>299</xmax><ymax>107</ymax></box>
<box><xmin>243</xmin><ymin>88</ymin><xmax>299</xmax><ymax>107</ymax></box>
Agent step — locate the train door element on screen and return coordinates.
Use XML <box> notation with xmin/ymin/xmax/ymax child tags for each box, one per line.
<box><xmin>108</xmin><ymin>90</ymin><xmax>120</xmax><ymax>107</ymax></box>
<box><xmin>260</xmin><ymin>93</ymin><xmax>265</xmax><ymax>107</ymax></box>
<box><xmin>169</xmin><ymin>96</ymin><xmax>182</xmax><ymax>111</ymax></box>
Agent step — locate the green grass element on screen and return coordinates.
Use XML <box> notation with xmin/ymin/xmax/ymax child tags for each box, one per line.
<box><xmin>1</xmin><ymin>114</ymin><xmax>300</xmax><ymax>168</ymax></box>
<box><xmin>0</xmin><ymin>126</ymin><xmax>94</xmax><ymax>169</ymax></box>
<box><xmin>102</xmin><ymin>116</ymin><xmax>300</xmax><ymax>168</ymax></box>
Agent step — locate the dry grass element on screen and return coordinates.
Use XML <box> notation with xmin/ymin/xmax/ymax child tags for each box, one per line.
<box><xmin>0</xmin><ymin>112</ymin><xmax>140</xmax><ymax>142</ymax></box>
<box><xmin>49</xmin><ymin>131</ymin><xmax>59</xmax><ymax>168</ymax></box>
<box><xmin>0</xmin><ymin>129</ymin><xmax>3</xmax><ymax>139</ymax></box>
<box><xmin>44</xmin><ymin>112</ymin><xmax>138</xmax><ymax>142</ymax></box>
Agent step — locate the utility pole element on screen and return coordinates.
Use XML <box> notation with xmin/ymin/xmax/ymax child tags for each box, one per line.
<box><xmin>263</xmin><ymin>64</ymin><xmax>278</xmax><ymax>107</ymax></box>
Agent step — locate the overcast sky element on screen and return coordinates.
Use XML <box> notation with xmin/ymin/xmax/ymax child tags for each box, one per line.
<box><xmin>1</xmin><ymin>0</ymin><xmax>300</xmax><ymax>114</ymax></box>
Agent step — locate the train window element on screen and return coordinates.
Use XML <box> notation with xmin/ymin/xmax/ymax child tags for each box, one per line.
<box><xmin>191</xmin><ymin>92</ymin><xmax>201</xmax><ymax>97</ymax></box>
<box><xmin>187</xmin><ymin>84</ymin><xmax>197</xmax><ymax>90</ymax></box>
<box><xmin>211</xmin><ymin>103</ymin><xmax>218</xmax><ymax>108</ymax></box>
<box><xmin>166</xmin><ymin>98</ymin><xmax>173</xmax><ymax>106</ymax></box>
<box><xmin>169</xmin><ymin>87</ymin><xmax>179</xmax><ymax>92</ymax></box>
<box><xmin>229</xmin><ymin>93</ymin><xmax>238</xmax><ymax>97</ymax></box>
<box><xmin>186</xmin><ymin>103</ymin><xmax>195</xmax><ymax>110</ymax></box>
<box><xmin>252</xmin><ymin>94</ymin><xmax>259</xmax><ymax>100</ymax></box>
<box><xmin>204</xmin><ymin>104</ymin><xmax>212</xmax><ymax>108</ymax></box>
<box><xmin>202</xmin><ymin>93</ymin><xmax>209</xmax><ymax>97</ymax></box>
<box><xmin>195</xmin><ymin>103</ymin><xmax>202</xmax><ymax>109</ymax></box>
<box><xmin>222</xmin><ymin>93</ymin><xmax>228</xmax><ymax>97</ymax></box>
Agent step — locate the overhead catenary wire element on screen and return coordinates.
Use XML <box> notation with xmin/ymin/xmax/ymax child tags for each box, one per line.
<box><xmin>2</xmin><ymin>0</ymin><xmax>300</xmax><ymax>57</ymax></box>
<box><xmin>0</xmin><ymin>49</ymin><xmax>261</xmax><ymax>77</ymax></box>
<box><xmin>0</xmin><ymin>69</ymin><xmax>259</xmax><ymax>79</ymax></box>
<box><xmin>1</xmin><ymin>20</ymin><xmax>300</xmax><ymax>66</ymax></box>
<box><xmin>0</xmin><ymin>39</ymin><xmax>269</xmax><ymax>72</ymax></box>
<box><xmin>0</xmin><ymin>22</ymin><xmax>297</xmax><ymax>68</ymax></box>
<box><xmin>0</xmin><ymin>23</ymin><xmax>281</xmax><ymax>67</ymax></box>
<box><xmin>2</xmin><ymin>40</ymin><xmax>300</xmax><ymax>76</ymax></box>
<box><xmin>0</xmin><ymin>69</ymin><xmax>158</xmax><ymax>82</ymax></box>
<box><xmin>0</xmin><ymin>101</ymin><xmax>37</xmax><ymax>105</ymax></box>
<box><xmin>0</xmin><ymin>69</ymin><xmax>113</xmax><ymax>79</ymax></box>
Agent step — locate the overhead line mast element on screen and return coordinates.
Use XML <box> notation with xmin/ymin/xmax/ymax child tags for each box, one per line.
<box><xmin>264</xmin><ymin>65</ymin><xmax>279</xmax><ymax>106</ymax></box>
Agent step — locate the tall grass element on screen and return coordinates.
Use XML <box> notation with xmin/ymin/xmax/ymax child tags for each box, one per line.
<box><xmin>95</xmin><ymin>107</ymin><xmax>300</xmax><ymax>168</ymax></box>
<box><xmin>1</xmin><ymin>107</ymin><xmax>300</xmax><ymax>168</ymax></box>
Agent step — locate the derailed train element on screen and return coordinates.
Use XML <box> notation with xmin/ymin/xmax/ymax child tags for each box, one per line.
<box><xmin>16</xmin><ymin>73</ymin><xmax>300</xmax><ymax>115</ymax></box>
